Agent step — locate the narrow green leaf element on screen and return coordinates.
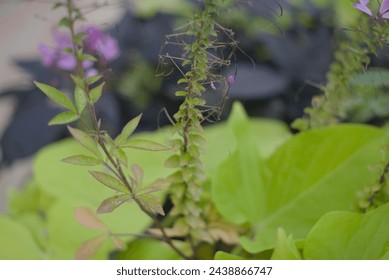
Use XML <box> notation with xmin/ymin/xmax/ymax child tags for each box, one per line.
<box><xmin>34</xmin><ymin>81</ymin><xmax>76</xmax><ymax>112</ymax></box>
<box><xmin>74</xmin><ymin>207</ymin><xmax>109</xmax><ymax>231</ymax></box>
<box><xmin>75</xmin><ymin>86</ymin><xmax>87</xmax><ymax>114</ymax></box>
<box><xmin>70</xmin><ymin>75</ymin><xmax>84</xmax><ymax>89</ymax></box>
<box><xmin>177</xmin><ymin>78</ymin><xmax>188</xmax><ymax>84</ymax></box>
<box><xmin>137</xmin><ymin>194</ymin><xmax>164</xmax><ymax>216</ymax></box>
<box><xmin>164</xmin><ymin>155</ymin><xmax>180</xmax><ymax>168</ymax></box>
<box><xmin>175</xmin><ymin>91</ymin><xmax>187</xmax><ymax>97</ymax></box>
<box><xmin>62</xmin><ymin>155</ymin><xmax>101</xmax><ymax>166</ymax></box>
<box><xmin>121</xmin><ymin>139</ymin><xmax>170</xmax><ymax>151</ymax></box>
<box><xmin>111</xmin><ymin>148</ymin><xmax>128</xmax><ymax>168</ymax></box>
<box><xmin>75</xmin><ymin>234</ymin><xmax>108</xmax><ymax>260</ymax></box>
<box><xmin>58</xmin><ymin>17</ymin><xmax>71</xmax><ymax>28</ymax></box>
<box><xmin>87</xmin><ymin>75</ymin><xmax>103</xmax><ymax>85</ymax></box>
<box><xmin>97</xmin><ymin>194</ymin><xmax>132</xmax><ymax>214</ymax></box>
<box><xmin>81</xmin><ymin>53</ymin><xmax>97</xmax><ymax>62</ymax></box>
<box><xmin>114</xmin><ymin>114</ymin><xmax>142</xmax><ymax>146</ymax></box>
<box><xmin>74</xmin><ymin>33</ymin><xmax>87</xmax><ymax>45</ymax></box>
<box><xmin>49</xmin><ymin>111</ymin><xmax>79</xmax><ymax>126</ymax></box>
<box><xmin>67</xmin><ymin>126</ymin><xmax>100</xmax><ymax>156</ymax></box>
<box><xmin>89</xmin><ymin>171</ymin><xmax>129</xmax><ymax>193</ymax></box>
<box><xmin>90</xmin><ymin>82</ymin><xmax>105</xmax><ymax>103</ymax></box>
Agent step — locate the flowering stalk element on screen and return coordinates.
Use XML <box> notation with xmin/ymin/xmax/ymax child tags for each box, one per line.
<box><xmin>162</xmin><ymin>0</ymin><xmax>232</xmax><ymax>256</ymax></box>
<box><xmin>35</xmin><ymin>0</ymin><xmax>188</xmax><ymax>260</ymax></box>
<box><xmin>292</xmin><ymin>8</ymin><xmax>389</xmax><ymax>130</ymax></box>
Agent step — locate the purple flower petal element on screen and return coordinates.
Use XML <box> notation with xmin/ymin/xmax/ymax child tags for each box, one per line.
<box><xmin>85</xmin><ymin>68</ymin><xmax>98</xmax><ymax>78</ymax></box>
<box><xmin>353</xmin><ymin>1</ymin><xmax>372</xmax><ymax>16</ymax></box>
<box><xmin>96</xmin><ymin>36</ymin><xmax>120</xmax><ymax>63</ymax></box>
<box><xmin>227</xmin><ymin>75</ymin><xmax>235</xmax><ymax>86</ymax></box>
<box><xmin>381</xmin><ymin>0</ymin><xmax>389</xmax><ymax>18</ymax></box>
<box><xmin>82</xmin><ymin>59</ymin><xmax>94</xmax><ymax>69</ymax></box>
<box><xmin>52</xmin><ymin>30</ymin><xmax>73</xmax><ymax>50</ymax></box>
<box><xmin>38</xmin><ymin>44</ymin><xmax>56</xmax><ymax>67</ymax></box>
<box><xmin>56</xmin><ymin>52</ymin><xmax>77</xmax><ymax>70</ymax></box>
<box><xmin>84</xmin><ymin>25</ymin><xmax>104</xmax><ymax>52</ymax></box>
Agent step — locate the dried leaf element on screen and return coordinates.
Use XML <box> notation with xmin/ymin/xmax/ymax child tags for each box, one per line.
<box><xmin>97</xmin><ymin>194</ymin><xmax>132</xmax><ymax>214</ymax></box>
<box><xmin>74</xmin><ymin>207</ymin><xmax>109</xmax><ymax>231</ymax></box>
<box><xmin>89</xmin><ymin>171</ymin><xmax>129</xmax><ymax>193</ymax></box>
<box><xmin>75</xmin><ymin>234</ymin><xmax>108</xmax><ymax>260</ymax></box>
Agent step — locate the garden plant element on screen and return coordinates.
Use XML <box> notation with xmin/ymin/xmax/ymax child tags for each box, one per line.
<box><xmin>2</xmin><ymin>0</ymin><xmax>389</xmax><ymax>260</ymax></box>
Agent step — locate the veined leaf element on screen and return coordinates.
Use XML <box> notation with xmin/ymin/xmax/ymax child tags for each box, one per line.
<box><xmin>137</xmin><ymin>194</ymin><xmax>164</xmax><ymax>216</ymax></box>
<box><xmin>87</xmin><ymin>75</ymin><xmax>102</xmax><ymax>85</ymax></box>
<box><xmin>34</xmin><ymin>81</ymin><xmax>76</xmax><ymax>112</ymax></box>
<box><xmin>74</xmin><ymin>207</ymin><xmax>109</xmax><ymax>231</ymax></box>
<box><xmin>239</xmin><ymin>125</ymin><xmax>388</xmax><ymax>254</ymax></box>
<box><xmin>75</xmin><ymin>234</ymin><xmax>108</xmax><ymax>260</ymax></box>
<box><xmin>89</xmin><ymin>171</ymin><xmax>129</xmax><ymax>193</ymax></box>
<box><xmin>67</xmin><ymin>126</ymin><xmax>100</xmax><ymax>156</ymax></box>
<box><xmin>75</xmin><ymin>86</ymin><xmax>87</xmax><ymax>114</ymax></box>
<box><xmin>304</xmin><ymin>203</ymin><xmax>389</xmax><ymax>260</ymax></box>
<box><xmin>97</xmin><ymin>194</ymin><xmax>132</xmax><ymax>214</ymax></box>
<box><xmin>114</xmin><ymin>114</ymin><xmax>142</xmax><ymax>146</ymax></box>
<box><xmin>49</xmin><ymin>111</ymin><xmax>79</xmax><ymax>126</ymax></box>
<box><xmin>121</xmin><ymin>139</ymin><xmax>170</xmax><ymax>151</ymax></box>
<box><xmin>90</xmin><ymin>82</ymin><xmax>105</xmax><ymax>103</ymax></box>
<box><xmin>62</xmin><ymin>155</ymin><xmax>101</xmax><ymax>166</ymax></box>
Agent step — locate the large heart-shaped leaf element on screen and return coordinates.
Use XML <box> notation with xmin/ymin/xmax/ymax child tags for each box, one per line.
<box><xmin>0</xmin><ymin>216</ymin><xmax>45</xmax><ymax>260</ymax></box>
<box><xmin>225</xmin><ymin>124</ymin><xmax>387</xmax><ymax>253</ymax></box>
<box><xmin>304</xmin><ymin>203</ymin><xmax>389</xmax><ymax>259</ymax></box>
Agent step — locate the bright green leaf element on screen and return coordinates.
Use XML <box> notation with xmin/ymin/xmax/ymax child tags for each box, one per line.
<box><xmin>62</xmin><ymin>155</ymin><xmax>101</xmax><ymax>166</ymax></box>
<box><xmin>304</xmin><ymin>203</ymin><xmax>389</xmax><ymax>259</ymax></box>
<box><xmin>49</xmin><ymin>111</ymin><xmax>79</xmax><ymax>126</ymax></box>
<box><xmin>0</xmin><ymin>216</ymin><xmax>44</xmax><ymax>259</ymax></box>
<box><xmin>75</xmin><ymin>86</ymin><xmax>87</xmax><ymax>114</ymax></box>
<box><xmin>214</xmin><ymin>251</ymin><xmax>244</xmax><ymax>260</ymax></box>
<box><xmin>271</xmin><ymin>228</ymin><xmax>301</xmax><ymax>260</ymax></box>
<box><xmin>121</xmin><ymin>139</ymin><xmax>170</xmax><ymax>151</ymax></box>
<box><xmin>240</xmin><ymin>125</ymin><xmax>388</xmax><ymax>254</ymax></box>
<box><xmin>114</xmin><ymin>114</ymin><xmax>142</xmax><ymax>146</ymax></box>
<box><xmin>34</xmin><ymin>81</ymin><xmax>76</xmax><ymax>112</ymax></box>
<box><xmin>212</xmin><ymin>102</ymin><xmax>266</xmax><ymax>225</ymax></box>
<box><xmin>89</xmin><ymin>171</ymin><xmax>129</xmax><ymax>193</ymax></box>
<box><xmin>117</xmin><ymin>239</ymin><xmax>183</xmax><ymax>260</ymax></box>
<box><xmin>87</xmin><ymin>75</ymin><xmax>102</xmax><ymax>85</ymax></box>
<box><xmin>89</xmin><ymin>82</ymin><xmax>105</xmax><ymax>103</ymax></box>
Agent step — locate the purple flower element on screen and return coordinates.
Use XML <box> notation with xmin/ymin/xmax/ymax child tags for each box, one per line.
<box><xmin>39</xmin><ymin>30</ymin><xmax>76</xmax><ymax>71</ymax></box>
<box><xmin>353</xmin><ymin>0</ymin><xmax>389</xmax><ymax>18</ymax></box>
<box><xmin>227</xmin><ymin>75</ymin><xmax>235</xmax><ymax>86</ymax></box>
<box><xmin>84</xmin><ymin>25</ymin><xmax>120</xmax><ymax>63</ymax></box>
<box><xmin>39</xmin><ymin>26</ymin><xmax>120</xmax><ymax>72</ymax></box>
